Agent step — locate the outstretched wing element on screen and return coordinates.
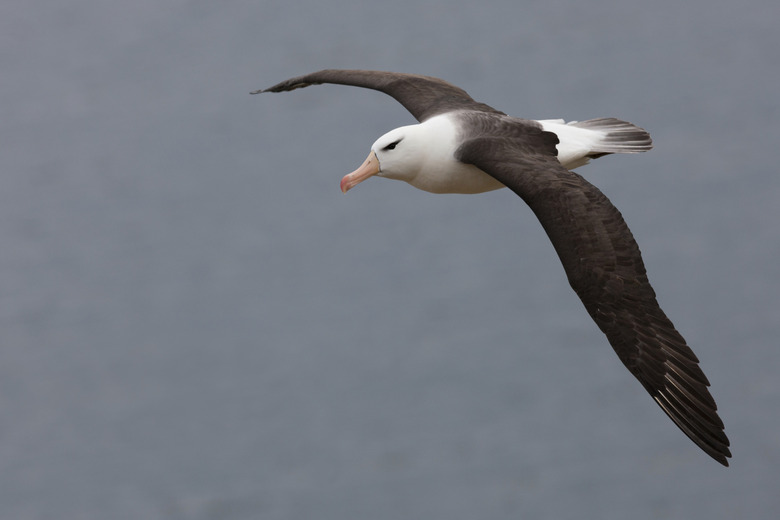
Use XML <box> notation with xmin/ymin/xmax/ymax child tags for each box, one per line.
<box><xmin>253</xmin><ymin>69</ymin><xmax>504</xmax><ymax>122</ymax></box>
<box><xmin>456</xmin><ymin>117</ymin><xmax>731</xmax><ymax>466</ymax></box>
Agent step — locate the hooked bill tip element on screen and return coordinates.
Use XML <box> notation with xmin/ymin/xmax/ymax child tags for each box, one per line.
<box><xmin>339</xmin><ymin>176</ymin><xmax>351</xmax><ymax>193</ymax></box>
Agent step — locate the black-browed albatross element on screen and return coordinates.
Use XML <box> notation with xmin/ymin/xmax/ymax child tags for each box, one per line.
<box><xmin>253</xmin><ymin>69</ymin><xmax>731</xmax><ymax>466</ymax></box>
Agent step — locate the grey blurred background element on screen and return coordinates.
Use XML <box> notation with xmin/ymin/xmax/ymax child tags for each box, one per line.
<box><xmin>1</xmin><ymin>0</ymin><xmax>778</xmax><ymax>518</ymax></box>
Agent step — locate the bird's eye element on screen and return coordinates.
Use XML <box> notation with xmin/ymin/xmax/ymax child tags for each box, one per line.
<box><xmin>383</xmin><ymin>139</ymin><xmax>401</xmax><ymax>151</ymax></box>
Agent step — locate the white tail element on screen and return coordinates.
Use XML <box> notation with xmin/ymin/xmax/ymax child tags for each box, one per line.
<box><xmin>537</xmin><ymin>117</ymin><xmax>652</xmax><ymax>170</ymax></box>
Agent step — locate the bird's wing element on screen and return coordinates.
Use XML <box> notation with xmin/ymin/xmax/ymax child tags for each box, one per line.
<box><xmin>253</xmin><ymin>69</ymin><xmax>504</xmax><ymax>122</ymax></box>
<box><xmin>455</xmin><ymin>116</ymin><xmax>731</xmax><ymax>465</ymax></box>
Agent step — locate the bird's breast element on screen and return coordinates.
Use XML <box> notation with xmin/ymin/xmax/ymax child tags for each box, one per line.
<box><xmin>408</xmin><ymin>160</ymin><xmax>505</xmax><ymax>194</ymax></box>
<box><xmin>405</xmin><ymin>113</ymin><xmax>506</xmax><ymax>194</ymax></box>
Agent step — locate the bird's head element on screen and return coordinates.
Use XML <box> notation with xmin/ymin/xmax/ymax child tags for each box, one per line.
<box><xmin>340</xmin><ymin>125</ymin><xmax>425</xmax><ymax>193</ymax></box>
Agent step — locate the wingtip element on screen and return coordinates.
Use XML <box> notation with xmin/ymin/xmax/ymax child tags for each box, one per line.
<box><xmin>709</xmin><ymin>438</ymin><xmax>732</xmax><ymax>467</ymax></box>
<box><xmin>250</xmin><ymin>80</ymin><xmax>312</xmax><ymax>95</ymax></box>
<box><xmin>652</xmin><ymin>388</ymin><xmax>732</xmax><ymax>467</ymax></box>
<box><xmin>711</xmin><ymin>445</ymin><xmax>732</xmax><ymax>467</ymax></box>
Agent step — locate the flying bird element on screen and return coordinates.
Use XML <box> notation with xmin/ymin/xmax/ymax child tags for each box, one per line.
<box><xmin>253</xmin><ymin>69</ymin><xmax>731</xmax><ymax>466</ymax></box>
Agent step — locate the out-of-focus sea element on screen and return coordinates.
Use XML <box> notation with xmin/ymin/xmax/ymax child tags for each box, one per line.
<box><xmin>1</xmin><ymin>1</ymin><xmax>778</xmax><ymax>518</ymax></box>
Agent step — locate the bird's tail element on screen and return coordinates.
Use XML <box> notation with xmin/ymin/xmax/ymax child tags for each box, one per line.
<box><xmin>537</xmin><ymin>117</ymin><xmax>653</xmax><ymax>170</ymax></box>
<box><xmin>568</xmin><ymin>117</ymin><xmax>653</xmax><ymax>155</ymax></box>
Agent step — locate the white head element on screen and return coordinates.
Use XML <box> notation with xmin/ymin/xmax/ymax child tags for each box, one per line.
<box><xmin>338</xmin><ymin>114</ymin><xmax>501</xmax><ymax>194</ymax></box>
<box><xmin>339</xmin><ymin>124</ymin><xmax>428</xmax><ymax>193</ymax></box>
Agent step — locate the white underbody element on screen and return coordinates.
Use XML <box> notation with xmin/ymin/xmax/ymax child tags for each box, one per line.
<box><xmin>370</xmin><ymin>113</ymin><xmax>650</xmax><ymax>194</ymax></box>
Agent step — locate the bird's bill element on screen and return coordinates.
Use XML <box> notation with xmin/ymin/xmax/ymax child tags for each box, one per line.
<box><xmin>340</xmin><ymin>150</ymin><xmax>380</xmax><ymax>193</ymax></box>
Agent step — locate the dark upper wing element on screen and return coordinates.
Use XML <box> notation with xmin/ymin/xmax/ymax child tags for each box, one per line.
<box><xmin>252</xmin><ymin>69</ymin><xmax>504</xmax><ymax>122</ymax></box>
<box><xmin>456</xmin><ymin>117</ymin><xmax>731</xmax><ymax>465</ymax></box>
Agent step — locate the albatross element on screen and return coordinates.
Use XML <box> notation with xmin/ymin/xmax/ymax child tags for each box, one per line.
<box><xmin>252</xmin><ymin>69</ymin><xmax>731</xmax><ymax>466</ymax></box>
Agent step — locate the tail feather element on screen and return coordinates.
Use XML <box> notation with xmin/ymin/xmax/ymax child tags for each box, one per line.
<box><xmin>569</xmin><ymin>117</ymin><xmax>653</xmax><ymax>154</ymax></box>
<box><xmin>537</xmin><ymin>117</ymin><xmax>653</xmax><ymax>170</ymax></box>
